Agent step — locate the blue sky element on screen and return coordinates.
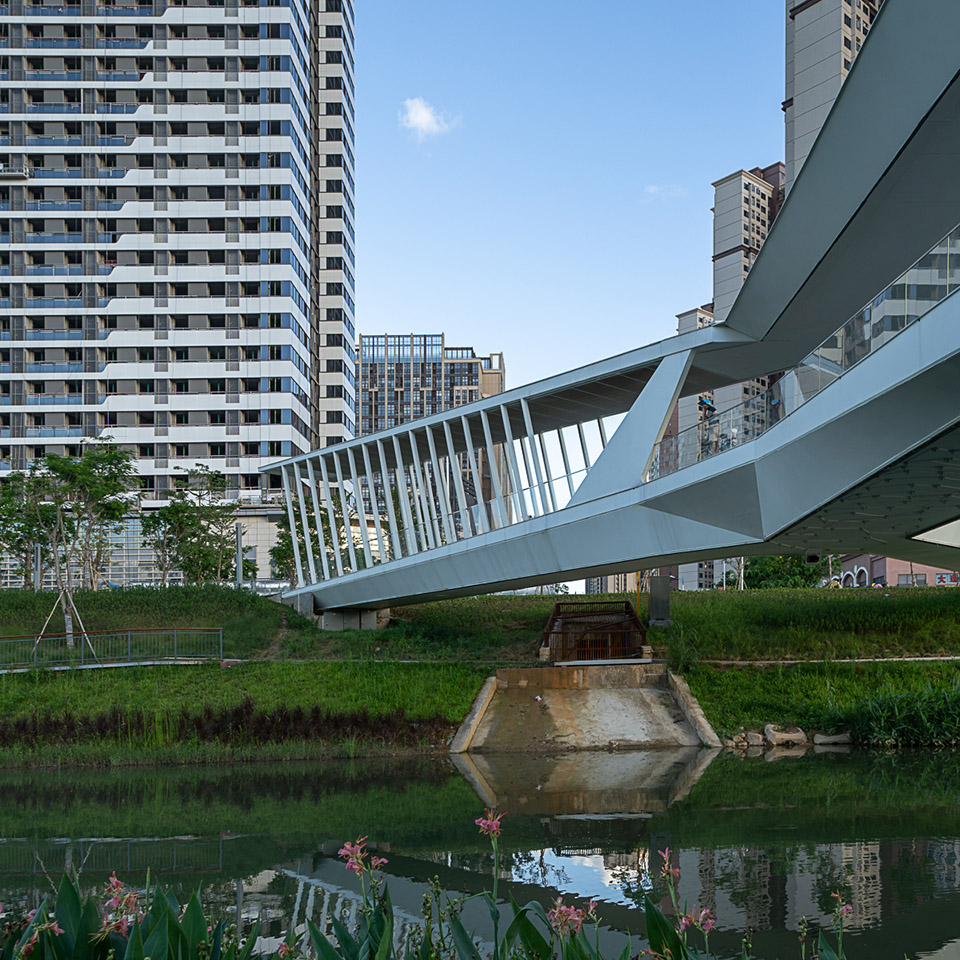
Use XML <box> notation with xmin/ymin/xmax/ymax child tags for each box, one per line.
<box><xmin>354</xmin><ymin>2</ymin><xmax>785</xmax><ymax>389</ymax></box>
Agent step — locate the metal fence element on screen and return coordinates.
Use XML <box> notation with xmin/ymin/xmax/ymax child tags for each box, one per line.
<box><xmin>0</xmin><ymin>627</ymin><xmax>223</xmax><ymax>670</ymax></box>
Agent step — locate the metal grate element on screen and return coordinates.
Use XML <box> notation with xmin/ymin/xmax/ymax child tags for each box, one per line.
<box><xmin>542</xmin><ymin>601</ymin><xmax>646</xmax><ymax>662</ymax></box>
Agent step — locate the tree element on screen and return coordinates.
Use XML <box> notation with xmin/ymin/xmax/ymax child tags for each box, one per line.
<box><xmin>743</xmin><ymin>555</ymin><xmax>832</xmax><ymax>589</ymax></box>
<box><xmin>144</xmin><ymin>467</ymin><xmax>242</xmax><ymax>585</ymax></box>
<box><xmin>0</xmin><ymin>473</ymin><xmax>53</xmax><ymax>589</ymax></box>
<box><xmin>18</xmin><ymin>444</ymin><xmax>137</xmax><ymax>645</ymax></box>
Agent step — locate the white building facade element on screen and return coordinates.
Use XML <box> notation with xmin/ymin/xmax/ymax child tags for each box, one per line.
<box><xmin>0</xmin><ymin>0</ymin><xmax>356</xmax><ymax>505</ymax></box>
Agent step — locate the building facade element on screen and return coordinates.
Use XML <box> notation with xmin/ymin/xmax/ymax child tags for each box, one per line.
<box><xmin>357</xmin><ymin>332</ymin><xmax>506</xmax><ymax>514</ymax></box>
<box><xmin>0</xmin><ymin>0</ymin><xmax>356</xmax><ymax>502</ymax></box>
<box><xmin>358</xmin><ymin>333</ymin><xmax>504</xmax><ymax>434</ymax></box>
<box><xmin>785</xmin><ymin>0</ymin><xmax>879</xmax><ymax>196</ymax></box>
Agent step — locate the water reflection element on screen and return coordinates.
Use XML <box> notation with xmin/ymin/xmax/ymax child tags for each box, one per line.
<box><xmin>0</xmin><ymin>750</ymin><xmax>958</xmax><ymax>959</ymax></box>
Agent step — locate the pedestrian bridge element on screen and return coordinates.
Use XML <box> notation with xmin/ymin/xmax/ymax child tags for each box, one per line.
<box><xmin>265</xmin><ymin>0</ymin><xmax>960</xmax><ymax>611</ymax></box>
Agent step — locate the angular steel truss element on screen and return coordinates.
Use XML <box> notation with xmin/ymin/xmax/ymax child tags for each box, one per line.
<box><xmin>265</xmin><ymin>0</ymin><xmax>960</xmax><ymax>609</ymax></box>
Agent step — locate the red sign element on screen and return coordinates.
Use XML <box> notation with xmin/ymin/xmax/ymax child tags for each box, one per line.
<box><xmin>935</xmin><ymin>573</ymin><xmax>960</xmax><ymax>585</ymax></box>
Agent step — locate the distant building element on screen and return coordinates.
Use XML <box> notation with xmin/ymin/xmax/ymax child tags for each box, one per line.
<box><xmin>785</xmin><ymin>0</ymin><xmax>881</xmax><ymax>196</ymax></box>
<box><xmin>357</xmin><ymin>332</ymin><xmax>506</xmax><ymax>515</ymax></box>
<box><xmin>840</xmin><ymin>554</ymin><xmax>957</xmax><ymax>588</ymax></box>
<box><xmin>358</xmin><ymin>334</ymin><xmax>504</xmax><ymax>432</ymax></box>
<box><xmin>674</xmin><ymin>0</ymin><xmax>885</xmax><ymax>588</ymax></box>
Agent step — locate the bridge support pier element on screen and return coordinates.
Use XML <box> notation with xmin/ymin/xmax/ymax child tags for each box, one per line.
<box><xmin>321</xmin><ymin>608</ymin><xmax>381</xmax><ymax>631</ymax></box>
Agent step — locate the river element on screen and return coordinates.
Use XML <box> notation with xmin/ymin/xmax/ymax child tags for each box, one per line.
<box><xmin>1</xmin><ymin>748</ymin><xmax>958</xmax><ymax>959</ymax></box>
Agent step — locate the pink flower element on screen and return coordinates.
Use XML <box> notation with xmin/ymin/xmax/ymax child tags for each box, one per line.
<box><xmin>475</xmin><ymin>808</ymin><xmax>504</xmax><ymax>838</ymax></box>
<box><xmin>339</xmin><ymin>836</ymin><xmax>369</xmax><ymax>875</ymax></box>
<box><xmin>278</xmin><ymin>943</ymin><xmax>292</xmax><ymax>958</ymax></box>
<box><xmin>587</xmin><ymin>900</ymin><xmax>598</xmax><ymax>916</ymax></box>
<box><xmin>547</xmin><ymin>897</ymin><xmax>586</xmax><ymax>937</ymax></box>
<box><xmin>370</xmin><ymin>857</ymin><xmax>388</xmax><ymax>870</ymax></box>
<box><xmin>679</xmin><ymin>913</ymin><xmax>693</xmax><ymax>931</ymax></box>
<box><xmin>701</xmin><ymin>916</ymin><xmax>715</xmax><ymax>935</ymax></box>
<box><xmin>840</xmin><ymin>904</ymin><xmax>853</xmax><ymax>917</ymax></box>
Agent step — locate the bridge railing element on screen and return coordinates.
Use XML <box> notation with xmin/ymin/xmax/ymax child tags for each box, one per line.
<box><xmin>273</xmin><ymin>388</ymin><xmax>634</xmax><ymax>586</ymax></box>
<box><xmin>0</xmin><ymin>627</ymin><xmax>223</xmax><ymax>670</ymax></box>
<box><xmin>648</xmin><ymin>221</ymin><xmax>960</xmax><ymax>480</ymax></box>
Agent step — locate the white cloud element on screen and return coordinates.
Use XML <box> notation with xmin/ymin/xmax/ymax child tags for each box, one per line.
<box><xmin>641</xmin><ymin>183</ymin><xmax>689</xmax><ymax>202</ymax></box>
<box><xmin>399</xmin><ymin>97</ymin><xmax>456</xmax><ymax>142</ymax></box>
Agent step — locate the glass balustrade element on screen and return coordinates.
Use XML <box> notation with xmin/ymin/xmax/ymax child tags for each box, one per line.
<box><xmin>648</xmin><ymin>223</ymin><xmax>960</xmax><ymax>481</ymax></box>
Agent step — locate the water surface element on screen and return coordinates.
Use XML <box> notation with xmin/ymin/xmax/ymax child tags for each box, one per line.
<box><xmin>2</xmin><ymin>749</ymin><xmax>959</xmax><ymax>959</ymax></box>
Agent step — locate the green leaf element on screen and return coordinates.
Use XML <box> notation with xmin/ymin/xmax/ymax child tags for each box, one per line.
<box><xmin>123</xmin><ymin>914</ymin><xmax>145</xmax><ymax>960</ymax></box>
<box><xmin>210</xmin><ymin>921</ymin><xmax>225</xmax><ymax>960</ymax></box>
<box><xmin>237</xmin><ymin>920</ymin><xmax>260</xmax><ymax>960</ymax></box>
<box><xmin>181</xmin><ymin>892</ymin><xmax>208</xmax><ymax>950</ymax></box>
<box><xmin>142</xmin><ymin>910</ymin><xmax>169</xmax><ymax>960</ymax></box>
<box><xmin>308</xmin><ymin>919</ymin><xmax>346</xmax><ymax>960</ymax></box>
<box><xmin>643</xmin><ymin>897</ymin><xmax>689</xmax><ymax>960</ymax></box>
<box><xmin>374</xmin><ymin>886</ymin><xmax>395</xmax><ymax>960</ymax></box>
<box><xmin>448</xmin><ymin>912</ymin><xmax>482</xmax><ymax>960</ymax></box>
<box><xmin>54</xmin><ymin>876</ymin><xmax>82</xmax><ymax>952</ymax></box>
<box><xmin>331</xmin><ymin>917</ymin><xmax>359</xmax><ymax>960</ymax></box>
<box><xmin>817</xmin><ymin>931</ymin><xmax>841</xmax><ymax>960</ymax></box>
<box><xmin>504</xmin><ymin>901</ymin><xmax>550</xmax><ymax>960</ymax></box>
<box><xmin>617</xmin><ymin>937</ymin><xmax>632</xmax><ymax>960</ymax></box>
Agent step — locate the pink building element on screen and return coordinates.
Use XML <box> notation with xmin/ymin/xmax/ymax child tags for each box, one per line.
<box><xmin>840</xmin><ymin>554</ymin><xmax>959</xmax><ymax>588</ymax></box>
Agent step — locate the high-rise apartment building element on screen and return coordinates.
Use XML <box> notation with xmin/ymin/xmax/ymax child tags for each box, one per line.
<box><xmin>358</xmin><ymin>332</ymin><xmax>505</xmax><ymax>512</ymax></box>
<box><xmin>358</xmin><ymin>334</ymin><xmax>504</xmax><ymax>434</ymax></box>
<box><xmin>784</xmin><ymin>0</ymin><xmax>879</xmax><ymax>195</ymax></box>
<box><xmin>0</xmin><ymin>0</ymin><xmax>356</xmax><ymax>502</ymax></box>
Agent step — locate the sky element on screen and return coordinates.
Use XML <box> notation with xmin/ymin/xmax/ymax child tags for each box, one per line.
<box><xmin>354</xmin><ymin>1</ymin><xmax>785</xmax><ymax>390</ymax></box>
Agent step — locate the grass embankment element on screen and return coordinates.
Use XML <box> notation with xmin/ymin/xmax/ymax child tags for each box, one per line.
<box><xmin>684</xmin><ymin>660</ymin><xmax>960</xmax><ymax>742</ymax></box>
<box><xmin>660</xmin><ymin>586</ymin><xmax>960</xmax><ymax>661</ymax></box>
<box><xmin>0</xmin><ymin>586</ymin><xmax>322</xmax><ymax>660</ymax></box>
<box><xmin>0</xmin><ymin>661</ymin><xmax>488</xmax><ymax>766</ymax></box>
<box><xmin>9</xmin><ymin>585</ymin><xmax>960</xmax><ymax>663</ymax></box>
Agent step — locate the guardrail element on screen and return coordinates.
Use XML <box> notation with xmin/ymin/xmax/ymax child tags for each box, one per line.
<box><xmin>0</xmin><ymin>627</ymin><xmax>223</xmax><ymax>670</ymax></box>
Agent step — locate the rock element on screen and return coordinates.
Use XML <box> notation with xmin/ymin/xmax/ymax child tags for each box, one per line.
<box><xmin>764</xmin><ymin>724</ymin><xmax>807</xmax><ymax>746</ymax></box>
<box><xmin>724</xmin><ymin>739</ymin><xmax>737</xmax><ymax>748</ymax></box>
<box><xmin>733</xmin><ymin>734</ymin><xmax>747</xmax><ymax>745</ymax></box>
<box><xmin>813</xmin><ymin>732</ymin><xmax>852</xmax><ymax>745</ymax></box>
<box><xmin>814</xmin><ymin>744</ymin><xmax>853</xmax><ymax>755</ymax></box>
<box><xmin>745</xmin><ymin>745</ymin><xmax>764</xmax><ymax>758</ymax></box>
<box><xmin>745</xmin><ymin>731</ymin><xmax>764</xmax><ymax>746</ymax></box>
<box><xmin>765</xmin><ymin>745</ymin><xmax>809</xmax><ymax>762</ymax></box>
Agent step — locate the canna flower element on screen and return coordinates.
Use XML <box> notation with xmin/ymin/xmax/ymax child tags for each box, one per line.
<box><xmin>475</xmin><ymin>808</ymin><xmax>504</xmax><ymax>838</ymax></box>
<box><xmin>587</xmin><ymin>900</ymin><xmax>598</xmax><ymax>916</ymax></box>
<box><xmin>338</xmin><ymin>836</ymin><xmax>369</xmax><ymax>875</ymax></box>
<box><xmin>547</xmin><ymin>897</ymin><xmax>586</xmax><ymax>937</ymax></box>
<box><xmin>679</xmin><ymin>913</ymin><xmax>693</xmax><ymax>931</ymax></box>
<box><xmin>370</xmin><ymin>856</ymin><xmax>388</xmax><ymax>870</ymax></box>
<box><xmin>277</xmin><ymin>944</ymin><xmax>291</xmax><ymax>958</ymax></box>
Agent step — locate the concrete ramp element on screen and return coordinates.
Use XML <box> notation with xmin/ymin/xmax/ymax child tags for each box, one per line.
<box><xmin>460</xmin><ymin>663</ymin><xmax>707</xmax><ymax>753</ymax></box>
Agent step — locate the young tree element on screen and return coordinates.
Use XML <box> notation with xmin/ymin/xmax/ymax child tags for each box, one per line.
<box><xmin>145</xmin><ymin>467</ymin><xmax>243</xmax><ymax>585</ymax></box>
<box><xmin>0</xmin><ymin>473</ymin><xmax>52</xmax><ymax>589</ymax></box>
<box><xmin>19</xmin><ymin>444</ymin><xmax>137</xmax><ymax>645</ymax></box>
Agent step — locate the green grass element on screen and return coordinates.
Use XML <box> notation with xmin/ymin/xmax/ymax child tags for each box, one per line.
<box><xmin>0</xmin><ymin>661</ymin><xmax>485</xmax><ymax>721</ymax></box>
<box><xmin>683</xmin><ymin>660</ymin><xmax>960</xmax><ymax>737</ymax></box>
<box><xmin>0</xmin><ymin>661</ymin><xmax>488</xmax><ymax>765</ymax></box>
<box><xmin>6</xmin><ymin>585</ymin><xmax>960</xmax><ymax>665</ymax></box>
<box><xmin>658</xmin><ymin>586</ymin><xmax>960</xmax><ymax>660</ymax></box>
<box><xmin>0</xmin><ymin>586</ymin><xmax>321</xmax><ymax>660</ymax></box>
